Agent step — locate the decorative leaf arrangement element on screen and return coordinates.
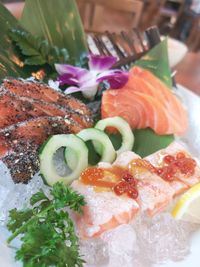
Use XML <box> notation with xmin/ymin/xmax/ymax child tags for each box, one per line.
<box><xmin>9</xmin><ymin>29</ymin><xmax>69</xmax><ymax>67</ymax></box>
<box><xmin>0</xmin><ymin>0</ymin><xmax>88</xmax><ymax>79</ymax></box>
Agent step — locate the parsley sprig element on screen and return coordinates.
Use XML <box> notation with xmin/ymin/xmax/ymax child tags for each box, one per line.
<box><xmin>7</xmin><ymin>182</ymin><xmax>86</xmax><ymax>267</ymax></box>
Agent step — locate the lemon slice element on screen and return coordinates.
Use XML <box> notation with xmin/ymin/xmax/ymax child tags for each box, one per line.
<box><xmin>172</xmin><ymin>183</ymin><xmax>200</xmax><ymax>223</ymax></box>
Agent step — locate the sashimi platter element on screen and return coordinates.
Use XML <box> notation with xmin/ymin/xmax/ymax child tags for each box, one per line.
<box><xmin>1</xmin><ymin>1</ymin><xmax>200</xmax><ymax>267</ymax></box>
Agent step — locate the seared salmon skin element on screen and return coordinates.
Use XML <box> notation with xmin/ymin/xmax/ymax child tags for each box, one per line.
<box><xmin>0</xmin><ymin>79</ymin><xmax>93</xmax><ymax>183</ymax></box>
<box><xmin>0</xmin><ymin>116</ymin><xmax>83</xmax><ymax>183</ymax></box>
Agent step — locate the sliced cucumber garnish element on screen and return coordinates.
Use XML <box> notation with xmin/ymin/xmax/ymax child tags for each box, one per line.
<box><xmin>94</xmin><ymin>116</ymin><xmax>134</xmax><ymax>155</ymax></box>
<box><xmin>39</xmin><ymin>134</ymin><xmax>88</xmax><ymax>186</ymax></box>
<box><xmin>65</xmin><ymin>128</ymin><xmax>116</xmax><ymax>168</ymax></box>
<box><xmin>76</xmin><ymin>128</ymin><xmax>116</xmax><ymax>163</ymax></box>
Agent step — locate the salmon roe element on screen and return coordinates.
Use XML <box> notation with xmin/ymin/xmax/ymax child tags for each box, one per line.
<box><xmin>157</xmin><ymin>152</ymin><xmax>196</xmax><ymax>181</ymax></box>
<box><xmin>80</xmin><ymin>151</ymin><xmax>196</xmax><ymax>198</ymax></box>
<box><xmin>81</xmin><ymin>166</ymin><xmax>139</xmax><ymax>200</ymax></box>
<box><xmin>114</xmin><ymin>173</ymin><xmax>138</xmax><ymax>199</ymax></box>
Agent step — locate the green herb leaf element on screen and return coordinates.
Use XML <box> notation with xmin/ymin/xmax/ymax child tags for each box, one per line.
<box><xmin>7</xmin><ymin>208</ymin><xmax>33</xmax><ymax>233</ymax></box>
<box><xmin>20</xmin><ymin>0</ymin><xmax>88</xmax><ymax>66</ymax></box>
<box><xmin>7</xmin><ymin>182</ymin><xmax>85</xmax><ymax>267</ymax></box>
<box><xmin>9</xmin><ymin>29</ymin><xmax>69</xmax><ymax>67</ymax></box>
<box><xmin>51</xmin><ymin>182</ymin><xmax>86</xmax><ymax>213</ymax></box>
<box><xmin>0</xmin><ymin>3</ymin><xmax>28</xmax><ymax>80</ymax></box>
<box><xmin>30</xmin><ymin>190</ymin><xmax>48</xmax><ymax>206</ymax></box>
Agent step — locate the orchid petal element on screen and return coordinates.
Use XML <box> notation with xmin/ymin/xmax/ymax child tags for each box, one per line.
<box><xmin>58</xmin><ymin>73</ymin><xmax>79</xmax><ymax>86</ymax></box>
<box><xmin>64</xmin><ymin>83</ymin><xmax>98</xmax><ymax>100</ymax></box>
<box><xmin>64</xmin><ymin>86</ymin><xmax>83</xmax><ymax>94</ymax></box>
<box><xmin>55</xmin><ymin>64</ymin><xmax>86</xmax><ymax>76</ymax></box>
<box><xmin>88</xmin><ymin>54</ymin><xmax>117</xmax><ymax>71</ymax></box>
<box><xmin>55</xmin><ymin>64</ymin><xmax>90</xmax><ymax>87</ymax></box>
<box><xmin>97</xmin><ymin>70</ymin><xmax>128</xmax><ymax>89</ymax></box>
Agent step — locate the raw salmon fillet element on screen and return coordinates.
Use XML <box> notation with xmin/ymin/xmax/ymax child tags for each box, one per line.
<box><xmin>72</xmin><ymin>146</ymin><xmax>199</xmax><ymax>238</ymax></box>
<box><xmin>101</xmin><ymin>66</ymin><xmax>188</xmax><ymax>135</ymax></box>
<box><xmin>146</xmin><ymin>142</ymin><xmax>200</xmax><ymax>196</ymax></box>
<box><xmin>72</xmin><ymin>180</ymin><xmax>140</xmax><ymax>238</ymax></box>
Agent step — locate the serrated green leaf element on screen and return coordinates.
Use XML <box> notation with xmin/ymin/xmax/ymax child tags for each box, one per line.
<box><xmin>9</xmin><ymin>29</ymin><xmax>70</xmax><ymax>67</ymax></box>
<box><xmin>7</xmin><ymin>208</ymin><xmax>33</xmax><ymax>233</ymax></box>
<box><xmin>30</xmin><ymin>191</ymin><xmax>48</xmax><ymax>206</ymax></box>
<box><xmin>51</xmin><ymin>182</ymin><xmax>86</xmax><ymax>213</ymax></box>
<box><xmin>9</xmin><ymin>29</ymin><xmax>41</xmax><ymax>56</ymax></box>
<box><xmin>7</xmin><ymin>183</ymin><xmax>85</xmax><ymax>267</ymax></box>
<box><xmin>24</xmin><ymin>56</ymin><xmax>46</xmax><ymax>66</ymax></box>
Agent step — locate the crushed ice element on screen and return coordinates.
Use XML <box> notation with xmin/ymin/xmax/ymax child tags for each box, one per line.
<box><xmin>0</xmin><ymin>160</ymin><xmax>199</xmax><ymax>267</ymax></box>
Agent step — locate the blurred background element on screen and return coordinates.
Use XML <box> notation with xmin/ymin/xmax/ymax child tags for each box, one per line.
<box><xmin>1</xmin><ymin>0</ymin><xmax>200</xmax><ymax>52</ymax></box>
<box><xmin>1</xmin><ymin>0</ymin><xmax>200</xmax><ymax>94</ymax></box>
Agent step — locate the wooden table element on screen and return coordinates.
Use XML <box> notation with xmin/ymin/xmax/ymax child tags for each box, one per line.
<box><xmin>175</xmin><ymin>52</ymin><xmax>200</xmax><ymax>96</ymax></box>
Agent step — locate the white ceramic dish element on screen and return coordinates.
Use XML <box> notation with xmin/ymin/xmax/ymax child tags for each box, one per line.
<box><xmin>167</xmin><ymin>38</ymin><xmax>188</xmax><ymax>68</ymax></box>
<box><xmin>0</xmin><ymin>85</ymin><xmax>200</xmax><ymax>267</ymax></box>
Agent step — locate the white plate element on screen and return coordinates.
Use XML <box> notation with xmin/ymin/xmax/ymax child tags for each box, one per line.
<box><xmin>165</xmin><ymin>38</ymin><xmax>188</xmax><ymax>68</ymax></box>
<box><xmin>0</xmin><ymin>85</ymin><xmax>200</xmax><ymax>267</ymax></box>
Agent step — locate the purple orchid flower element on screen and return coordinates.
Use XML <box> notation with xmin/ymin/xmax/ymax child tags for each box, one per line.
<box><xmin>55</xmin><ymin>54</ymin><xmax>128</xmax><ymax>100</ymax></box>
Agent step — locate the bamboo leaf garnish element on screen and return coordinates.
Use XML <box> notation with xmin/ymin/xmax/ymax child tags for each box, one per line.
<box><xmin>9</xmin><ymin>28</ymin><xmax>70</xmax><ymax>67</ymax></box>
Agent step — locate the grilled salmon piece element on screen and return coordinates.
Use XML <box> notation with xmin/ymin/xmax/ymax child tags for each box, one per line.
<box><xmin>0</xmin><ymin>90</ymin><xmax>93</xmax><ymax>129</ymax></box>
<box><xmin>2</xmin><ymin>78</ymin><xmax>91</xmax><ymax>116</ymax></box>
<box><xmin>0</xmin><ymin>116</ymin><xmax>83</xmax><ymax>183</ymax></box>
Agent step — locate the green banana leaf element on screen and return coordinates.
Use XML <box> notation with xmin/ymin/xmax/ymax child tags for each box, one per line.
<box><xmin>133</xmin><ymin>38</ymin><xmax>172</xmax><ymax>88</ymax></box>
<box><xmin>20</xmin><ymin>0</ymin><xmax>88</xmax><ymax>66</ymax></box>
<box><xmin>0</xmin><ymin>3</ymin><xmax>27</xmax><ymax>79</ymax></box>
<box><xmin>106</xmin><ymin>39</ymin><xmax>174</xmax><ymax>158</ymax></box>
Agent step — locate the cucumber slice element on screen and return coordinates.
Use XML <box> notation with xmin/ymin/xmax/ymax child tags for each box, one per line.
<box><xmin>64</xmin><ymin>147</ymin><xmax>77</xmax><ymax>170</ymax></box>
<box><xmin>39</xmin><ymin>134</ymin><xmax>88</xmax><ymax>186</ymax></box>
<box><xmin>94</xmin><ymin>116</ymin><xmax>134</xmax><ymax>155</ymax></box>
<box><xmin>77</xmin><ymin>128</ymin><xmax>116</xmax><ymax>163</ymax></box>
<box><xmin>65</xmin><ymin>128</ymin><xmax>116</xmax><ymax>166</ymax></box>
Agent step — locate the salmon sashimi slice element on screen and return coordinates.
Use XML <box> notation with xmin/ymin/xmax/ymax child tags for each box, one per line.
<box><xmin>102</xmin><ymin>88</ymin><xmax>175</xmax><ymax>135</ymax></box>
<box><xmin>71</xmin><ymin>180</ymin><xmax>140</xmax><ymax>238</ymax></box>
<box><xmin>101</xmin><ymin>66</ymin><xmax>188</xmax><ymax>135</ymax></box>
<box><xmin>0</xmin><ymin>90</ymin><xmax>93</xmax><ymax>129</ymax></box>
<box><xmin>127</xmin><ymin>67</ymin><xmax>188</xmax><ymax>132</ymax></box>
<box><xmin>117</xmin><ymin>154</ymin><xmax>174</xmax><ymax>217</ymax></box>
<box><xmin>145</xmin><ymin>142</ymin><xmax>200</xmax><ymax>195</ymax></box>
<box><xmin>113</xmin><ymin>151</ymin><xmax>174</xmax><ymax>216</ymax></box>
<box><xmin>0</xmin><ymin>116</ymin><xmax>83</xmax><ymax>183</ymax></box>
<box><xmin>2</xmin><ymin>79</ymin><xmax>91</xmax><ymax>116</ymax></box>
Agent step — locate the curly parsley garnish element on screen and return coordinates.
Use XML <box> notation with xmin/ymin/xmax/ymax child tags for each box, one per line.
<box><xmin>7</xmin><ymin>182</ymin><xmax>86</xmax><ymax>267</ymax></box>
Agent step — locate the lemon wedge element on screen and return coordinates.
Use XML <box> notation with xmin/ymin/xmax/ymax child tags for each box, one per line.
<box><xmin>172</xmin><ymin>183</ymin><xmax>200</xmax><ymax>224</ymax></box>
